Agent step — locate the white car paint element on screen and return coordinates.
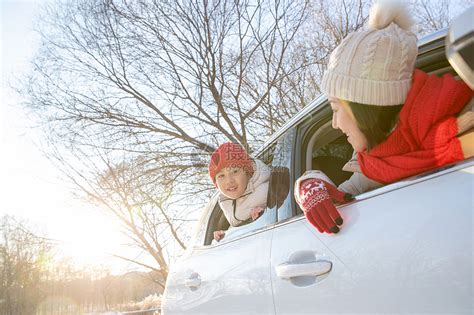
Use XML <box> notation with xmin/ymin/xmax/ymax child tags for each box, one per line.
<box><xmin>163</xmin><ymin>161</ymin><xmax>473</xmax><ymax>314</ymax></box>
<box><xmin>271</xmin><ymin>162</ymin><xmax>473</xmax><ymax>314</ymax></box>
<box><xmin>163</xmin><ymin>206</ymin><xmax>276</xmax><ymax>314</ymax></box>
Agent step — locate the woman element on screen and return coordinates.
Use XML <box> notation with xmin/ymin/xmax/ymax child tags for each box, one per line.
<box><xmin>295</xmin><ymin>0</ymin><xmax>474</xmax><ymax>234</ymax></box>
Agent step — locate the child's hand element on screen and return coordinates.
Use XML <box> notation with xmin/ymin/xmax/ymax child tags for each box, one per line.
<box><xmin>250</xmin><ymin>206</ymin><xmax>265</xmax><ymax>221</ymax></box>
<box><xmin>213</xmin><ymin>230</ymin><xmax>225</xmax><ymax>241</ymax></box>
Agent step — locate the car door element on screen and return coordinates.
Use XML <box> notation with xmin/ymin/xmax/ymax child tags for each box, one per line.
<box><xmin>162</xmin><ymin>194</ymin><xmax>276</xmax><ymax>314</ymax></box>
<box><xmin>270</xmin><ymin>126</ymin><xmax>473</xmax><ymax>314</ymax></box>
<box><xmin>162</xmin><ymin>143</ymin><xmax>283</xmax><ymax>314</ymax></box>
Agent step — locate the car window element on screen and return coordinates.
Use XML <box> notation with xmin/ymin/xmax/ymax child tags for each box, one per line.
<box><xmin>285</xmin><ymin>28</ymin><xmax>474</xmax><ymax>217</ymax></box>
<box><xmin>311</xmin><ymin>127</ymin><xmax>353</xmax><ymax>186</ymax></box>
<box><xmin>292</xmin><ymin>77</ymin><xmax>471</xmax><ymax>218</ymax></box>
<box><xmin>197</xmin><ymin>144</ymin><xmax>279</xmax><ymax>247</ymax></box>
<box><xmin>296</xmin><ymin>109</ymin><xmax>354</xmax><ymax>191</ymax></box>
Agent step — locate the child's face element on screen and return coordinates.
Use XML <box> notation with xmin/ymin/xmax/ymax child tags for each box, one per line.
<box><xmin>330</xmin><ymin>98</ymin><xmax>368</xmax><ymax>152</ymax></box>
<box><xmin>215</xmin><ymin>167</ymin><xmax>249</xmax><ymax>200</ymax></box>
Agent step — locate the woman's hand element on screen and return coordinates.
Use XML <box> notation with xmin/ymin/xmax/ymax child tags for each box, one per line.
<box><xmin>213</xmin><ymin>230</ymin><xmax>225</xmax><ymax>241</ymax></box>
<box><xmin>297</xmin><ymin>178</ymin><xmax>353</xmax><ymax>234</ymax></box>
<box><xmin>250</xmin><ymin>206</ymin><xmax>265</xmax><ymax>221</ymax></box>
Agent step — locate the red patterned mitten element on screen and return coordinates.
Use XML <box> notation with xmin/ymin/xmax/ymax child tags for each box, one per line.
<box><xmin>298</xmin><ymin>178</ymin><xmax>352</xmax><ymax>234</ymax></box>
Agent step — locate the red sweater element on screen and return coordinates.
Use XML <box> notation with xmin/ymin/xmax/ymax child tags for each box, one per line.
<box><xmin>358</xmin><ymin>69</ymin><xmax>473</xmax><ymax>184</ymax></box>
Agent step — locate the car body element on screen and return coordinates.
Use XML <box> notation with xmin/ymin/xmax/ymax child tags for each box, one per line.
<box><xmin>162</xmin><ymin>12</ymin><xmax>473</xmax><ymax>315</ymax></box>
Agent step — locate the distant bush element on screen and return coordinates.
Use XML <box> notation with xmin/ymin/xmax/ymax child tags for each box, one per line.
<box><xmin>140</xmin><ymin>294</ymin><xmax>162</xmax><ymax>310</ymax></box>
<box><xmin>120</xmin><ymin>293</ymin><xmax>161</xmax><ymax>312</ymax></box>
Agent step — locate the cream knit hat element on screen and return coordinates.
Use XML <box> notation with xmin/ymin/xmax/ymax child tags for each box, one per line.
<box><xmin>321</xmin><ymin>0</ymin><xmax>418</xmax><ymax>106</ymax></box>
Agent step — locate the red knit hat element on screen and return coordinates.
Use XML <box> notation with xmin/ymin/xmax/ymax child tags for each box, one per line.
<box><xmin>208</xmin><ymin>142</ymin><xmax>254</xmax><ymax>186</ymax></box>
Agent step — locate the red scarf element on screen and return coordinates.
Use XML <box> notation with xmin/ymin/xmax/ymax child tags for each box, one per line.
<box><xmin>358</xmin><ymin>69</ymin><xmax>473</xmax><ymax>184</ymax></box>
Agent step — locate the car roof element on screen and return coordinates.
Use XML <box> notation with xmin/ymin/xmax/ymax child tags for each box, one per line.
<box><xmin>254</xmin><ymin>27</ymin><xmax>449</xmax><ymax>158</ymax></box>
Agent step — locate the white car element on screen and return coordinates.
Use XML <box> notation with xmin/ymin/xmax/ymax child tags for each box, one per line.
<box><xmin>162</xmin><ymin>9</ymin><xmax>473</xmax><ymax>314</ymax></box>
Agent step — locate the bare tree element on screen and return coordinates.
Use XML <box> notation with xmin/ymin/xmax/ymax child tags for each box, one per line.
<box><xmin>0</xmin><ymin>216</ymin><xmax>52</xmax><ymax>315</ymax></box>
<box><xmin>22</xmin><ymin>0</ymin><xmax>315</xmax><ymax>272</ymax></box>
<box><xmin>26</xmin><ymin>0</ymin><xmax>311</xmax><ymax>152</ymax></box>
<box><xmin>414</xmin><ymin>0</ymin><xmax>451</xmax><ymax>35</ymax></box>
<box><xmin>19</xmin><ymin>0</ymin><xmax>466</xmax><ymax>276</ymax></box>
<box><xmin>267</xmin><ymin>0</ymin><xmax>370</xmax><ymax>122</ymax></box>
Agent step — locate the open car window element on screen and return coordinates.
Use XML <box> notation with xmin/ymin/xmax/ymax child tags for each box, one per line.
<box><xmin>289</xmin><ymin>28</ymin><xmax>474</xmax><ymax>216</ymax></box>
<box><xmin>293</xmin><ymin>94</ymin><xmax>472</xmax><ymax>222</ymax></box>
<box><xmin>295</xmin><ymin>106</ymin><xmax>354</xmax><ymax>193</ymax></box>
<box><xmin>307</xmin><ymin>119</ymin><xmax>353</xmax><ymax>187</ymax></box>
<box><xmin>196</xmin><ymin>143</ymin><xmax>279</xmax><ymax>247</ymax></box>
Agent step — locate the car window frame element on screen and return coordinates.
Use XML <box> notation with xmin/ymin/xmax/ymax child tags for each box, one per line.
<box><xmin>192</xmin><ymin>142</ymin><xmax>280</xmax><ymax>248</ymax></box>
<box><xmin>294</xmin><ymin>103</ymin><xmax>474</xmax><ymax>204</ymax></box>
<box><xmin>283</xmin><ymin>116</ymin><xmax>474</xmax><ymax>228</ymax></box>
<box><xmin>199</xmin><ymin>196</ymin><xmax>277</xmax><ymax>248</ymax></box>
<box><xmin>283</xmin><ymin>28</ymin><xmax>473</xmax><ymax>221</ymax></box>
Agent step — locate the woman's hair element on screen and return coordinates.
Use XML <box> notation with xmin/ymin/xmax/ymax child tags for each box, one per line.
<box><xmin>348</xmin><ymin>102</ymin><xmax>403</xmax><ymax>151</ymax></box>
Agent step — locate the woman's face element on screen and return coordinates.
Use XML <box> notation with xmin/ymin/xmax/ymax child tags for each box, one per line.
<box><xmin>330</xmin><ymin>98</ymin><xmax>368</xmax><ymax>152</ymax></box>
<box><xmin>215</xmin><ymin>167</ymin><xmax>249</xmax><ymax>199</ymax></box>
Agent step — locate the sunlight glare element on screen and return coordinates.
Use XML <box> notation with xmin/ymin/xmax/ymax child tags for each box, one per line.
<box><xmin>54</xmin><ymin>206</ymin><xmax>131</xmax><ymax>272</ymax></box>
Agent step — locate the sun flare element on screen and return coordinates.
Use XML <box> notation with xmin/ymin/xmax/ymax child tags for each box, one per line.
<box><xmin>54</xmin><ymin>208</ymin><xmax>130</xmax><ymax>270</ymax></box>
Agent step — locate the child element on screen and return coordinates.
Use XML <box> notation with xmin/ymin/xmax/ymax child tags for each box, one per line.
<box><xmin>208</xmin><ymin>142</ymin><xmax>271</xmax><ymax>241</ymax></box>
<box><xmin>295</xmin><ymin>0</ymin><xmax>474</xmax><ymax>235</ymax></box>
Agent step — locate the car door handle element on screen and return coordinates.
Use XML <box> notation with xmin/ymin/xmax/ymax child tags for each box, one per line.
<box><xmin>184</xmin><ymin>272</ymin><xmax>201</xmax><ymax>289</ymax></box>
<box><xmin>276</xmin><ymin>260</ymin><xmax>332</xmax><ymax>279</ymax></box>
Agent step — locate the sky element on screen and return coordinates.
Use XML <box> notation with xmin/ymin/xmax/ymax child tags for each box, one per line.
<box><xmin>0</xmin><ymin>0</ymin><xmax>145</xmax><ymax>274</ymax></box>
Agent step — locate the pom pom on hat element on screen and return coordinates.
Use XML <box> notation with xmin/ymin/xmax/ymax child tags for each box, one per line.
<box><xmin>368</xmin><ymin>0</ymin><xmax>414</xmax><ymax>31</ymax></box>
